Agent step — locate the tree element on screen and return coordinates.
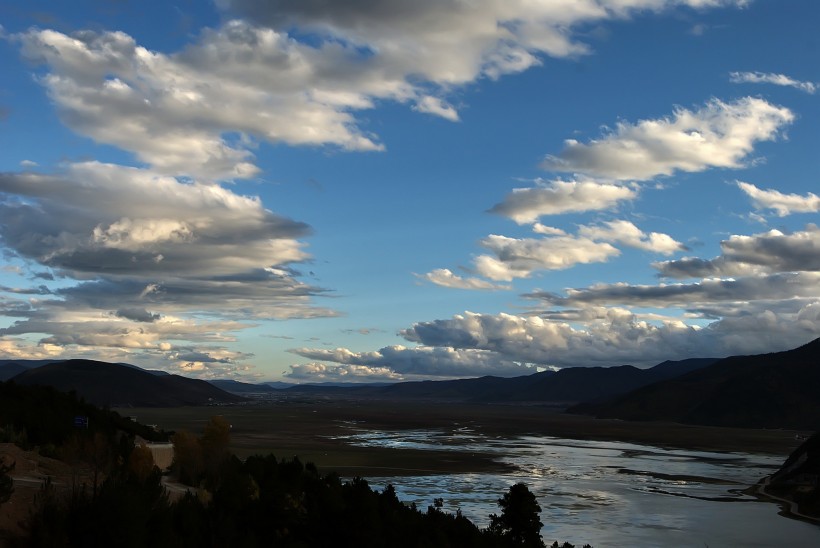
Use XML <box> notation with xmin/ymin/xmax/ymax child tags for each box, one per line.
<box><xmin>201</xmin><ymin>415</ymin><xmax>231</xmax><ymax>480</ymax></box>
<box><xmin>171</xmin><ymin>430</ymin><xmax>203</xmax><ymax>486</ymax></box>
<box><xmin>488</xmin><ymin>482</ymin><xmax>545</xmax><ymax>547</ymax></box>
<box><xmin>0</xmin><ymin>458</ymin><xmax>14</xmax><ymax>507</ymax></box>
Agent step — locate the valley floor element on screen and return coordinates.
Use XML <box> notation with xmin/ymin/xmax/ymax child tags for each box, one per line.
<box><xmin>119</xmin><ymin>399</ymin><xmax>809</xmax><ymax>477</ymax></box>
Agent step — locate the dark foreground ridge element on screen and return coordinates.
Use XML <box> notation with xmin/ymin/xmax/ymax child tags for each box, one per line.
<box><xmin>753</xmin><ymin>432</ymin><xmax>820</xmax><ymax>522</ymax></box>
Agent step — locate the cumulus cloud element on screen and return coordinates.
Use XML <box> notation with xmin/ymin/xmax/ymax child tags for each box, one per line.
<box><xmin>729</xmin><ymin>71</ymin><xmax>818</xmax><ymax>94</ymax></box>
<box><xmin>288</xmin><ymin>344</ymin><xmax>535</xmax><ymax>378</ymax></box>
<box><xmin>655</xmin><ymin>225</ymin><xmax>820</xmax><ymax>279</ymax></box>
<box><xmin>489</xmin><ymin>178</ymin><xmax>638</xmax><ymax>224</ymax></box>
<box><xmin>541</xmin><ymin>98</ymin><xmax>793</xmax><ymax>180</ymax></box>
<box><xmin>737</xmin><ymin>181</ymin><xmax>820</xmax><ymax>217</ymax></box>
<box><xmin>401</xmin><ymin>302</ymin><xmax>820</xmax><ymax>368</ymax></box>
<box><xmin>416</xmin><ymin>269</ymin><xmax>511</xmax><ymax>291</ymax></box>
<box><xmin>286</xmin><ymin>362</ymin><xmax>404</xmax><ymax>383</ymax></box>
<box><xmin>13</xmin><ymin>1</ymin><xmax>746</xmax><ymax>179</ymax></box>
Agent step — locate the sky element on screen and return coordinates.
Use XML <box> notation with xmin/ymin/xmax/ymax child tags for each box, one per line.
<box><xmin>0</xmin><ymin>0</ymin><xmax>818</xmax><ymax>383</ymax></box>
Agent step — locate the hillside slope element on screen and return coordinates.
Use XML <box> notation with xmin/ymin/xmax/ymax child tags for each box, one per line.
<box><xmin>12</xmin><ymin>359</ymin><xmax>243</xmax><ymax>407</ymax></box>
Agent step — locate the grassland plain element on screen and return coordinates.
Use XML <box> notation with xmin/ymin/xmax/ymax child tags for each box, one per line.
<box><xmin>118</xmin><ymin>399</ymin><xmax>809</xmax><ymax>477</ymax></box>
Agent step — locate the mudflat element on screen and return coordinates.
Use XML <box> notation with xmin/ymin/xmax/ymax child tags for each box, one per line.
<box><xmin>119</xmin><ymin>399</ymin><xmax>809</xmax><ymax>477</ymax></box>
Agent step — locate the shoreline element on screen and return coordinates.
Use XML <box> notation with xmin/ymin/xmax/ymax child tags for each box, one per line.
<box><xmin>748</xmin><ymin>476</ymin><xmax>820</xmax><ymax>526</ymax></box>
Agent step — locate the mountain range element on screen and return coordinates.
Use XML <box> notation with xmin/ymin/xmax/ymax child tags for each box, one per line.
<box><xmin>3</xmin><ymin>338</ymin><xmax>819</xmax><ymax>430</ymax></box>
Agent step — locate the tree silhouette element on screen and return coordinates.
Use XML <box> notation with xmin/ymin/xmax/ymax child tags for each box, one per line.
<box><xmin>488</xmin><ymin>482</ymin><xmax>545</xmax><ymax>547</ymax></box>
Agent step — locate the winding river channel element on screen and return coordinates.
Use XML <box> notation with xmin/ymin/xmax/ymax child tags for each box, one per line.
<box><xmin>337</xmin><ymin>427</ymin><xmax>819</xmax><ymax>547</ymax></box>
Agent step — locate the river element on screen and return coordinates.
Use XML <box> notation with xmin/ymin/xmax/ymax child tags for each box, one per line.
<box><xmin>336</xmin><ymin>426</ymin><xmax>819</xmax><ymax>547</ymax></box>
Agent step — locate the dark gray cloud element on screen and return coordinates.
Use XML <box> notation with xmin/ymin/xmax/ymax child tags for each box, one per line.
<box><xmin>115</xmin><ymin>308</ymin><xmax>161</xmax><ymax>323</ymax></box>
<box><xmin>0</xmin><ymin>162</ymin><xmax>336</xmax><ymax>373</ymax></box>
<box><xmin>525</xmin><ymin>272</ymin><xmax>820</xmax><ymax>309</ymax></box>
<box><xmin>655</xmin><ymin>225</ymin><xmax>820</xmax><ymax>279</ymax></box>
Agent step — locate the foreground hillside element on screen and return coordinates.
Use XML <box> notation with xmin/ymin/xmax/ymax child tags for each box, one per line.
<box><xmin>756</xmin><ymin>432</ymin><xmax>820</xmax><ymax>521</ymax></box>
<box><xmin>571</xmin><ymin>338</ymin><xmax>820</xmax><ymax>429</ymax></box>
<box><xmin>0</xmin><ymin>382</ymin><xmax>586</xmax><ymax>548</ymax></box>
<box><xmin>11</xmin><ymin>360</ymin><xmax>243</xmax><ymax>407</ymax></box>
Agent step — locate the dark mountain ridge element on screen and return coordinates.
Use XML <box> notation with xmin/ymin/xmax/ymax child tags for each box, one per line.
<box><xmin>277</xmin><ymin>357</ymin><xmax>717</xmax><ymax>404</ymax></box>
<box><xmin>11</xmin><ymin>359</ymin><xmax>243</xmax><ymax>407</ymax></box>
<box><xmin>571</xmin><ymin>338</ymin><xmax>820</xmax><ymax>429</ymax></box>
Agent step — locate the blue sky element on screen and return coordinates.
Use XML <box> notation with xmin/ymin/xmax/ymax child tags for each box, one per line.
<box><xmin>1</xmin><ymin>0</ymin><xmax>818</xmax><ymax>382</ymax></box>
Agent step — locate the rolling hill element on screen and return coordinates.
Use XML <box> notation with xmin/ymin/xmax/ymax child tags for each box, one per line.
<box><xmin>10</xmin><ymin>359</ymin><xmax>243</xmax><ymax>407</ymax></box>
<box><xmin>570</xmin><ymin>338</ymin><xmax>820</xmax><ymax>429</ymax></box>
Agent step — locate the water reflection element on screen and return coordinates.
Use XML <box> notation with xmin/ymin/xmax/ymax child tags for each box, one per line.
<box><xmin>334</xmin><ymin>427</ymin><xmax>818</xmax><ymax>547</ymax></box>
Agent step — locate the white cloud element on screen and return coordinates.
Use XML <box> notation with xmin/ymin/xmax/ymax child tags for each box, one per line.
<box><xmin>416</xmin><ymin>269</ymin><xmax>511</xmax><ymax>291</ymax></box>
<box><xmin>578</xmin><ymin>220</ymin><xmax>685</xmax><ymax>255</ymax></box>
<box><xmin>474</xmin><ymin>234</ymin><xmax>620</xmax><ymax>281</ymax></box>
<box><xmin>286</xmin><ymin>362</ymin><xmax>404</xmax><ymax>383</ymax></box>
<box><xmin>413</xmin><ymin>96</ymin><xmax>460</xmax><ymax>121</ymax></box>
<box><xmin>737</xmin><ymin>181</ymin><xmax>820</xmax><ymax>217</ymax></box>
<box><xmin>489</xmin><ymin>178</ymin><xmax>638</xmax><ymax>224</ymax></box>
<box><xmin>541</xmin><ymin>98</ymin><xmax>794</xmax><ymax>180</ymax></box>
<box><xmin>532</xmin><ymin>224</ymin><xmax>567</xmax><ymax>236</ymax></box>
<box><xmin>471</xmin><ymin>220</ymin><xmax>681</xmax><ymax>281</ymax></box>
<box><xmin>655</xmin><ymin>224</ymin><xmax>820</xmax><ymax>278</ymax></box>
<box><xmin>729</xmin><ymin>71</ymin><xmax>818</xmax><ymax>94</ymax></box>
<box><xmin>288</xmin><ymin>344</ymin><xmax>535</xmax><ymax>378</ymax></box>
<box><xmin>0</xmin><ymin>339</ymin><xmax>65</xmax><ymax>360</ymax></box>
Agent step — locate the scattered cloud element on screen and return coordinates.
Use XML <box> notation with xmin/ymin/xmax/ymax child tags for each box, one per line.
<box><xmin>12</xmin><ymin>1</ymin><xmax>748</xmax><ymax>180</ymax></box>
<box><xmin>737</xmin><ymin>181</ymin><xmax>820</xmax><ymax>217</ymax></box>
<box><xmin>489</xmin><ymin>178</ymin><xmax>637</xmax><ymax>224</ymax></box>
<box><xmin>541</xmin><ymin>98</ymin><xmax>793</xmax><ymax>180</ymax></box>
<box><xmin>729</xmin><ymin>71</ymin><xmax>818</xmax><ymax>94</ymax></box>
<box><xmin>19</xmin><ymin>160</ymin><xmax>38</xmax><ymax>168</ymax></box>
<box><xmin>472</xmin><ymin>220</ymin><xmax>681</xmax><ymax>281</ymax></box>
<box><xmin>578</xmin><ymin>220</ymin><xmax>685</xmax><ymax>255</ymax></box>
<box><xmin>474</xmin><ymin>233</ymin><xmax>619</xmax><ymax>281</ymax></box>
<box><xmin>417</xmin><ymin>268</ymin><xmax>511</xmax><ymax>291</ymax></box>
